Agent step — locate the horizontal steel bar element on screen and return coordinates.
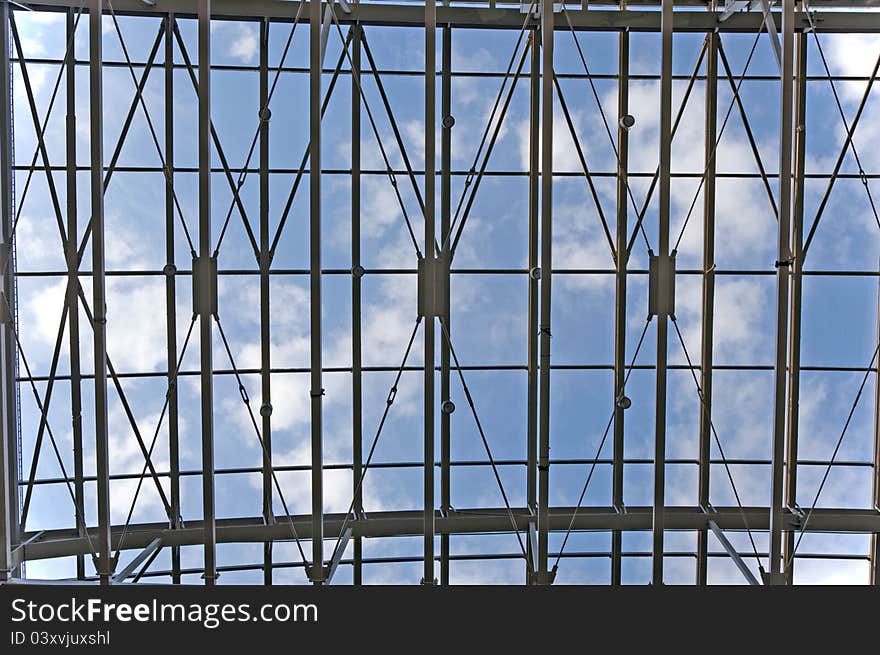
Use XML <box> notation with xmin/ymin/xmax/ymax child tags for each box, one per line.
<box><xmin>14</xmin><ymin>165</ymin><xmax>880</xmax><ymax>180</ymax></box>
<box><xmin>17</xmin><ymin>457</ymin><xmax>879</xmax><ymax>488</ymax></box>
<box><xmin>15</xmin><ymin>363</ymin><xmax>880</xmax><ymax>386</ymax></box>
<box><xmin>22</xmin><ymin>3</ymin><xmax>880</xmax><ymax>33</ymax></box>
<box><xmin>14</xmin><ymin>506</ymin><xmax>880</xmax><ymax>565</ymax></box>
<box><xmin>13</xmin><ymin>55</ymin><xmax>880</xmax><ymax>83</ymax></box>
<box><xmin>15</xmin><ymin>268</ymin><xmax>880</xmax><ymax>281</ymax></box>
<box><xmin>22</xmin><ymin>548</ymin><xmax>871</xmax><ymax>583</ymax></box>
<box><xmin>128</xmin><ymin>550</ymin><xmax>874</xmax><ymax>580</ymax></box>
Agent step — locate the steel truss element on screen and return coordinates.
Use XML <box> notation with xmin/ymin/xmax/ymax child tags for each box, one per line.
<box><xmin>2</xmin><ymin>0</ymin><xmax>880</xmax><ymax>586</ymax></box>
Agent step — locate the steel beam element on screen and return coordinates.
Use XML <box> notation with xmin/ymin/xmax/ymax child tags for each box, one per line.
<box><xmin>308</xmin><ymin>0</ymin><xmax>325</xmax><ymax>585</ymax></box>
<box><xmin>526</xmin><ymin>25</ymin><xmax>539</xmax><ymax>585</ymax></box>
<box><xmin>197</xmin><ymin>0</ymin><xmax>217</xmax><ymax>587</ymax></box>
<box><xmin>652</xmin><ymin>0</ymin><xmax>674</xmax><ymax>586</ymax></box>
<box><xmin>65</xmin><ymin>7</ymin><xmax>85</xmax><ymax>583</ymax></box>
<box><xmin>611</xmin><ymin>26</ymin><xmax>629</xmax><ymax>587</ymax></box>
<box><xmin>259</xmin><ymin>17</ymin><xmax>274</xmax><ymax>586</ymax></box>
<box><xmin>111</xmin><ymin>537</ymin><xmax>162</xmax><ymax>584</ymax></box>
<box><xmin>16</xmin><ymin>506</ymin><xmax>880</xmax><ymax>564</ymax></box>
<box><xmin>165</xmin><ymin>12</ymin><xmax>182</xmax><ymax>587</ymax></box>
<box><xmin>24</xmin><ymin>2</ymin><xmax>880</xmax><ymax>34</ymax></box>
<box><xmin>768</xmin><ymin>0</ymin><xmax>795</xmax><ymax>583</ymax></box>
<box><xmin>325</xmin><ymin>526</ymin><xmax>351</xmax><ymax>584</ymax></box>
<box><xmin>536</xmin><ymin>0</ymin><xmax>553</xmax><ymax>586</ymax></box>
<box><xmin>351</xmin><ymin>22</ymin><xmax>363</xmax><ymax>587</ymax></box>
<box><xmin>89</xmin><ymin>0</ymin><xmax>113</xmax><ymax>587</ymax></box>
<box><xmin>708</xmin><ymin>521</ymin><xmax>760</xmax><ymax>585</ymax></box>
<box><xmin>423</xmin><ymin>0</ymin><xmax>437</xmax><ymax>587</ymax></box>
<box><xmin>439</xmin><ymin>22</ymin><xmax>452</xmax><ymax>587</ymax></box>
<box><xmin>0</xmin><ymin>0</ymin><xmax>17</xmax><ymax>583</ymax></box>
<box><xmin>872</xmin><ymin>258</ymin><xmax>880</xmax><ymax>587</ymax></box>
<box><xmin>783</xmin><ymin>27</ymin><xmax>807</xmax><ymax>586</ymax></box>
<box><xmin>696</xmin><ymin>24</ymin><xmax>717</xmax><ymax>587</ymax></box>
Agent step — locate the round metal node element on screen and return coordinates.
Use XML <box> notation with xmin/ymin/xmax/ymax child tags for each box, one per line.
<box><xmin>616</xmin><ymin>395</ymin><xmax>632</xmax><ymax>410</ymax></box>
<box><xmin>442</xmin><ymin>115</ymin><xmax>456</xmax><ymax>129</ymax></box>
<box><xmin>619</xmin><ymin>114</ymin><xmax>636</xmax><ymax>130</ymax></box>
<box><xmin>163</xmin><ymin>264</ymin><xmax>177</xmax><ymax>276</ymax></box>
<box><xmin>351</xmin><ymin>264</ymin><xmax>366</xmax><ymax>279</ymax></box>
<box><xmin>260</xmin><ymin>403</ymin><xmax>273</xmax><ymax>418</ymax></box>
<box><xmin>529</xmin><ymin>267</ymin><xmax>542</xmax><ymax>281</ymax></box>
<box><xmin>259</xmin><ymin>107</ymin><xmax>272</xmax><ymax>121</ymax></box>
<box><xmin>441</xmin><ymin>400</ymin><xmax>456</xmax><ymax>415</ymax></box>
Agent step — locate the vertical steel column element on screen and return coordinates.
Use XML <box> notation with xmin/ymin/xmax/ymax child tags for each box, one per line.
<box><xmin>259</xmin><ymin>17</ymin><xmax>274</xmax><ymax>586</ymax></box>
<box><xmin>696</xmin><ymin>24</ymin><xmax>718</xmax><ymax>587</ymax></box>
<box><xmin>537</xmin><ymin>0</ymin><xmax>553</xmax><ymax>585</ymax></box>
<box><xmin>439</xmin><ymin>22</ymin><xmax>452</xmax><ymax>587</ymax></box>
<box><xmin>423</xmin><ymin>0</ymin><xmax>437</xmax><ymax>586</ymax></box>
<box><xmin>526</xmin><ymin>25</ymin><xmax>540</xmax><ymax>585</ymax></box>
<box><xmin>89</xmin><ymin>0</ymin><xmax>112</xmax><ymax>587</ymax></box>
<box><xmin>769</xmin><ymin>0</ymin><xmax>795</xmax><ymax>582</ymax></box>
<box><xmin>652</xmin><ymin>0</ymin><xmax>674</xmax><ymax>586</ymax></box>
<box><xmin>165</xmin><ymin>12</ymin><xmax>182</xmax><ymax>586</ymax></box>
<box><xmin>197</xmin><ymin>0</ymin><xmax>217</xmax><ymax>587</ymax></box>
<box><xmin>351</xmin><ymin>22</ymin><xmax>363</xmax><ymax>587</ymax></box>
<box><xmin>611</xmin><ymin>27</ymin><xmax>630</xmax><ymax>587</ymax></box>
<box><xmin>783</xmin><ymin>27</ymin><xmax>807</xmax><ymax>586</ymax></box>
<box><xmin>0</xmin><ymin>0</ymin><xmax>16</xmax><ymax>583</ymax></box>
<box><xmin>66</xmin><ymin>7</ymin><xmax>85</xmax><ymax>582</ymax></box>
<box><xmin>308</xmin><ymin>0</ymin><xmax>325</xmax><ymax>585</ymax></box>
<box><xmin>874</xmin><ymin>256</ymin><xmax>880</xmax><ymax>586</ymax></box>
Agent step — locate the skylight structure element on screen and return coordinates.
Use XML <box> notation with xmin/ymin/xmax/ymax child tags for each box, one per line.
<box><xmin>1</xmin><ymin>0</ymin><xmax>879</xmax><ymax>586</ymax></box>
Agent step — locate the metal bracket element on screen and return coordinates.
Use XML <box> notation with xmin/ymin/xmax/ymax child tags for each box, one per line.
<box><xmin>192</xmin><ymin>256</ymin><xmax>218</xmax><ymax>317</ymax></box>
<box><xmin>708</xmin><ymin>521</ymin><xmax>761</xmax><ymax>585</ymax></box>
<box><xmin>720</xmin><ymin>0</ymin><xmax>781</xmax><ymax>72</ymax></box>
<box><xmin>111</xmin><ymin>537</ymin><xmax>162</xmax><ymax>584</ymax></box>
<box><xmin>648</xmin><ymin>253</ymin><xmax>676</xmax><ymax>318</ymax></box>
<box><xmin>325</xmin><ymin>526</ymin><xmax>353</xmax><ymax>584</ymax></box>
<box><xmin>319</xmin><ymin>2</ymin><xmax>333</xmax><ymax>66</ymax></box>
<box><xmin>531</xmin><ymin>568</ymin><xmax>556</xmax><ymax>585</ymax></box>
<box><xmin>417</xmin><ymin>254</ymin><xmax>449</xmax><ymax>320</ymax></box>
<box><xmin>92</xmin><ymin>553</ymin><xmax>120</xmax><ymax>578</ymax></box>
<box><xmin>523</xmin><ymin>1</ymin><xmax>561</xmax><ymax>16</ymax></box>
<box><xmin>307</xmin><ymin>563</ymin><xmax>329</xmax><ymax>584</ymax></box>
<box><xmin>761</xmin><ymin>571</ymin><xmax>787</xmax><ymax>586</ymax></box>
<box><xmin>0</xmin><ymin>242</ymin><xmax>9</xmax><ymax>275</ymax></box>
<box><xmin>527</xmin><ymin>519</ymin><xmax>539</xmax><ymax>575</ymax></box>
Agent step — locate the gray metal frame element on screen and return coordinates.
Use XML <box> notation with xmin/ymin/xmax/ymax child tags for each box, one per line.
<box><xmin>4</xmin><ymin>0</ymin><xmax>880</xmax><ymax>586</ymax></box>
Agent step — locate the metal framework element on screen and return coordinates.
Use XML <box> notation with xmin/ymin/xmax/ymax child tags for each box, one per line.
<box><xmin>2</xmin><ymin>0</ymin><xmax>880</xmax><ymax>586</ymax></box>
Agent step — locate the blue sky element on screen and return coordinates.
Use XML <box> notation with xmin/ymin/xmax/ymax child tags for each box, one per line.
<box><xmin>9</xmin><ymin>5</ymin><xmax>880</xmax><ymax>585</ymax></box>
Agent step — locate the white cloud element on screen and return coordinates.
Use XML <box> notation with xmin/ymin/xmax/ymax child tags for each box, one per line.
<box><xmin>675</xmin><ymin>277</ymin><xmax>769</xmax><ymax>363</ymax></box>
<box><xmin>210</xmin><ymin>21</ymin><xmax>260</xmax><ymax>64</ymax></box>
<box><xmin>515</xmin><ymin>103</ymin><xmax>597</xmax><ymax>173</ymax></box>
<box><xmin>227</xmin><ymin>23</ymin><xmax>259</xmax><ymax>64</ymax></box>
<box><xmin>84</xmin><ymin>404</ymin><xmax>184</xmax><ymax>525</ymax></box>
<box><xmin>827</xmin><ymin>33</ymin><xmax>880</xmax><ymax>100</ymax></box>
